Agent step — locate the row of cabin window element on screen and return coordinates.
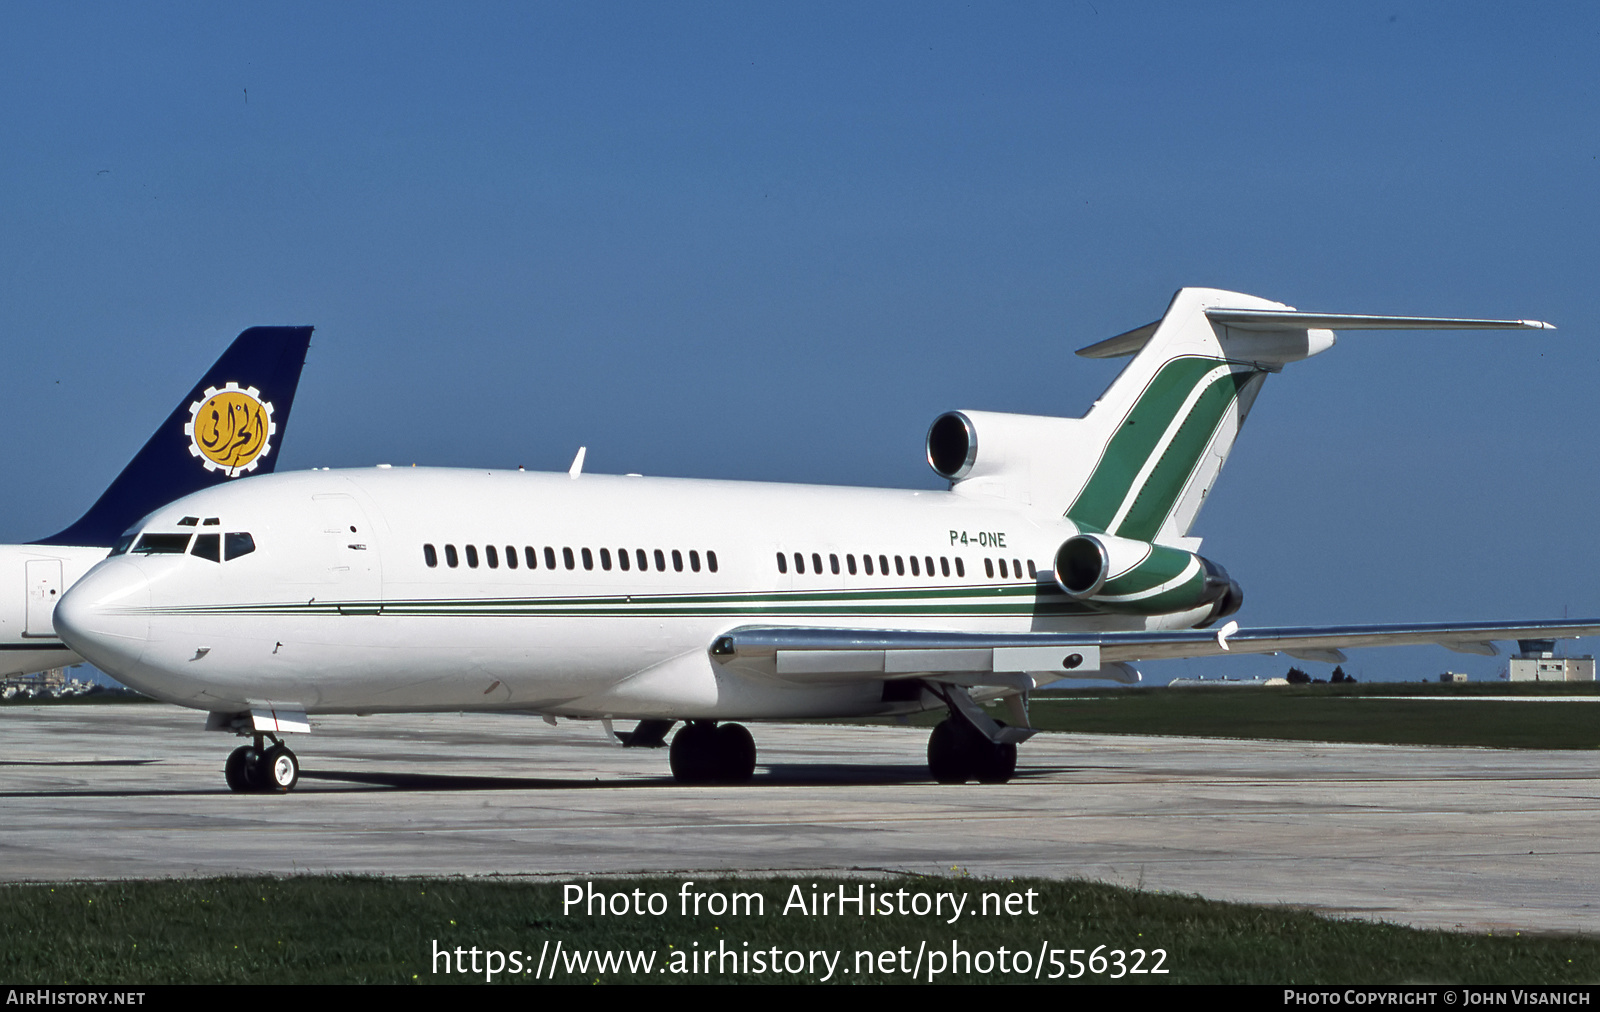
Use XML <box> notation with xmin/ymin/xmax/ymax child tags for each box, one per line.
<box><xmin>984</xmin><ymin>557</ymin><xmax>1036</xmax><ymax>581</ymax></box>
<box><xmin>423</xmin><ymin>543</ymin><xmax>718</xmax><ymax>574</ymax></box>
<box><xmin>775</xmin><ymin>551</ymin><xmax>1036</xmax><ymax>581</ymax></box>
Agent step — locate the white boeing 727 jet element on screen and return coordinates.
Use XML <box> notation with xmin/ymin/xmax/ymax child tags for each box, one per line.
<box><xmin>53</xmin><ymin>288</ymin><xmax>1600</xmax><ymax>793</ymax></box>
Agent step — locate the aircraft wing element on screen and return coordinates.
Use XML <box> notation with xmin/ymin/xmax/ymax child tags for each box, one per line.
<box><xmin>711</xmin><ymin>619</ymin><xmax>1600</xmax><ymax>686</ymax></box>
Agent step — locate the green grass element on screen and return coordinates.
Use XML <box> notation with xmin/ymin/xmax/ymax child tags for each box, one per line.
<box><xmin>1027</xmin><ymin>682</ymin><xmax>1600</xmax><ymax>749</ymax></box>
<box><xmin>1</xmin><ymin>875</ymin><xmax>1596</xmax><ymax>984</ymax></box>
<box><xmin>850</xmin><ymin>682</ymin><xmax>1600</xmax><ymax>750</ymax></box>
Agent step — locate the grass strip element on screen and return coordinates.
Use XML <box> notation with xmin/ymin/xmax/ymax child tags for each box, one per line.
<box><xmin>1022</xmin><ymin>685</ymin><xmax>1600</xmax><ymax>749</ymax></box>
<box><xmin>845</xmin><ymin>683</ymin><xmax>1600</xmax><ymax>749</ymax></box>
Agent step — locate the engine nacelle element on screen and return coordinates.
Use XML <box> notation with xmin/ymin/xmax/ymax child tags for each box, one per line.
<box><xmin>925</xmin><ymin>409</ymin><xmax>1093</xmax><ymax>506</ymax></box>
<box><xmin>1053</xmin><ymin>532</ymin><xmax>1242</xmax><ymax>621</ymax></box>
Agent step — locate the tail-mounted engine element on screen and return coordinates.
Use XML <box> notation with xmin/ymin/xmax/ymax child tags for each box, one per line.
<box><xmin>1054</xmin><ymin>532</ymin><xmax>1242</xmax><ymax>623</ymax></box>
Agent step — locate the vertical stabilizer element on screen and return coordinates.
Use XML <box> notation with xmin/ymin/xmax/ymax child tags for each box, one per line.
<box><xmin>1063</xmin><ymin>288</ymin><xmax>1302</xmax><ymax>546</ymax></box>
<box><xmin>937</xmin><ymin>289</ymin><xmax>1315</xmax><ymax>542</ymax></box>
<box><xmin>939</xmin><ymin>288</ymin><xmax>1546</xmax><ymax>547</ymax></box>
<box><xmin>1059</xmin><ymin>290</ymin><xmax>1550</xmax><ymax>544</ymax></box>
<box><xmin>33</xmin><ymin>326</ymin><xmax>314</xmax><ymax>547</ymax></box>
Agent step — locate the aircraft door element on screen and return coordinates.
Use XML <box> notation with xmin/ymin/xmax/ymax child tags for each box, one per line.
<box><xmin>24</xmin><ymin>559</ymin><xmax>63</xmax><ymax>637</ymax></box>
<box><xmin>311</xmin><ymin>493</ymin><xmax>383</xmax><ymax>612</ymax></box>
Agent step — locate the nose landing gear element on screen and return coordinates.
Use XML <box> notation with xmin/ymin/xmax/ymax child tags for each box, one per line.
<box><xmin>224</xmin><ymin>733</ymin><xmax>300</xmax><ymax>793</ymax></box>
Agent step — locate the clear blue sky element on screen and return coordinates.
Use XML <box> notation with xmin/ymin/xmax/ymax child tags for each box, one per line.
<box><xmin>2</xmin><ymin>2</ymin><xmax>1596</xmax><ymax>683</ymax></box>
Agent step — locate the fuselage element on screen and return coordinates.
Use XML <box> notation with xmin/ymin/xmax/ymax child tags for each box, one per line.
<box><xmin>0</xmin><ymin>545</ymin><xmax>108</xmax><ymax>677</ymax></box>
<box><xmin>54</xmin><ymin>466</ymin><xmax>1217</xmax><ymax>720</ymax></box>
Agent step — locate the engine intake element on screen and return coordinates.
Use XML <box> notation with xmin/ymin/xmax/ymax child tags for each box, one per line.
<box><xmin>926</xmin><ymin>412</ymin><xmax>978</xmax><ymax>480</ymax></box>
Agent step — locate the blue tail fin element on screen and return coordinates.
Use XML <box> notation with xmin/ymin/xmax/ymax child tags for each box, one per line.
<box><xmin>32</xmin><ymin>326</ymin><xmax>314</xmax><ymax>547</ymax></box>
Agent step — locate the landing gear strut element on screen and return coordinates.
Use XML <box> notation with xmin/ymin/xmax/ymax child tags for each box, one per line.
<box><xmin>669</xmin><ymin>721</ymin><xmax>757</xmax><ymax>784</ymax></box>
<box><xmin>224</xmin><ymin>733</ymin><xmax>300</xmax><ymax>793</ymax></box>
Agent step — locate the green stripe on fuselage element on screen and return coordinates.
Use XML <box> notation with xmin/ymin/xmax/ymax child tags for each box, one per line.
<box><xmin>133</xmin><ymin>582</ymin><xmax>1104</xmax><ymax>620</ymax></box>
<box><xmin>1068</xmin><ymin>357</ymin><xmax>1222</xmax><ymax>530</ymax></box>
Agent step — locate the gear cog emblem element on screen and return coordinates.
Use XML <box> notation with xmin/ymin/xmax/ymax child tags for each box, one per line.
<box><xmin>184</xmin><ymin>382</ymin><xmax>276</xmax><ymax>477</ymax></box>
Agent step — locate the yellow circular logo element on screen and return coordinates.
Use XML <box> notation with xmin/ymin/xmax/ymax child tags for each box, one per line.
<box><xmin>184</xmin><ymin>383</ymin><xmax>276</xmax><ymax>477</ymax></box>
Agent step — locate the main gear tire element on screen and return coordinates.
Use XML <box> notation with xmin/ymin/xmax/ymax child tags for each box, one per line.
<box><xmin>928</xmin><ymin>719</ymin><xmax>977</xmax><ymax>784</ymax></box>
<box><xmin>669</xmin><ymin>722</ymin><xmax>720</xmax><ymax>784</ymax></box>
<box><xmin>224</xmin><ymin>746</ymin><xmax>258</xmax><ymax>793</ymax></box>
<box><xmin>713</xmin><ymin>723</ymin><xmax>757</xmax><ymax>783</ymax></box>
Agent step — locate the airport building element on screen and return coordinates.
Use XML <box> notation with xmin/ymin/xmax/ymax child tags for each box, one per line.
<box><xmin>1507</xmin><ymin>639</ymin><xmax>1595</xmax><ymax>682</ymax></box>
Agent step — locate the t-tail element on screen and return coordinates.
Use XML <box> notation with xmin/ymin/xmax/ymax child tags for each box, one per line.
<box><xmin>32</xmin><ymin>326</ymin><xmax>314</xmax><ymax>548</ymax></box>
<box><xmin>924</xmin><ymin>287</ymin><xmax>1551</xmax><ymax>620</ymax></box>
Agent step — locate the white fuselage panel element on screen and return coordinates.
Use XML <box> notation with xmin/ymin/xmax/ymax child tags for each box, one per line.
<box><xmin>54</xmin><ymin>468</ymin><xmax>1196</xmax><ymax>718</ymax></box>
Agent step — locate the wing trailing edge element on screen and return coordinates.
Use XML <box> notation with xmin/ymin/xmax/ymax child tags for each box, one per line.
<box><xmin>712</xmin><ymin>619</ymin><xmax>1600</xmax><ymax>687</ymax></box>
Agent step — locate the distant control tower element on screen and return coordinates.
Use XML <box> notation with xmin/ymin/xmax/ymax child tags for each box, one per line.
<box><xmin>1508</xmin><ymin>639</ymin><xmax>1595</xmax><ymax>681</ymax></box>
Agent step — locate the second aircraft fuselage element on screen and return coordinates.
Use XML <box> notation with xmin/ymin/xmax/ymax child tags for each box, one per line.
<box><xmin>54</xmin><ymin>467</ymin><xmax>1217</xmax><ymax>720</ymax></box>
<box><xmin>0</xmin><ymin>545</ymin><xmax>109</xmax><ymax>677</ymax></box>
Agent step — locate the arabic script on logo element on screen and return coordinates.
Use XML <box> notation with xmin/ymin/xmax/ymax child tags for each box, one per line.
<box><xmin>184</xmin><ymin>383</ymin><xmax>276</xmax><ymax>477</ymax></box>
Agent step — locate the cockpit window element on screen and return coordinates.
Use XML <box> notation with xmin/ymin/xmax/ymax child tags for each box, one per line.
<box><xmin>191</xmin><ymin>533</ymin><xmax>221</xmax><ymax>563</ymax></box>
<box><xmin>109</xmin><ymin>533</ymin><xmax>136</xmax><ymax>557</ymax></box>
<box><xmin>224</xmin><ymin>532</ymin><xmax>256</xmax><ymax>560</ymax></box>
<box><xmin>132</xmin><ymin>533</ymin><xmax>192</xmax><ymax>555</ymax></box>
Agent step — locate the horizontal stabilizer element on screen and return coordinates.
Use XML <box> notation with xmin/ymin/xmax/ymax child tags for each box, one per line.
<box><xmin>1077</xmin><ymin>306</ymin><xmax>1552</xmax><ymax>358</ymax></box>
<box><xmin>1076</xmin><ymin>320</ymin><xmax>1160</xmax><ymax>359</ymax></box>
<box><xmin>1205</xmin><ymin>309</ymin><xmax>1554</xmax><ymax>332</ymax></box>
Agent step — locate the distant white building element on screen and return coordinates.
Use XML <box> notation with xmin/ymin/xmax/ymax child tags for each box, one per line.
<box><xmin>1507</xmin><ymin>639</ymin><xmax>1596</xmax><ymax>682</ymax></box>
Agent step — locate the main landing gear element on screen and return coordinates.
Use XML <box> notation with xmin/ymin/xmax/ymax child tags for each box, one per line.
<box><xmin>224</xmin><ymin>733</ymin><xmax>300</xmax><ymax>793</ymax></box>
<box><xmin>927</xmin><ymin>718</ymin><xmax>1017</xmax><ymax>784</ymax></box>
<box><xmin>669</xmin><ymin>721</ymin><xmax>757</xmax><ymax>784</ymax></box>
<box><xmin>925</xmin><ymin>684</ymin><xmax>1035</xmax><ymax>784</ymax></box>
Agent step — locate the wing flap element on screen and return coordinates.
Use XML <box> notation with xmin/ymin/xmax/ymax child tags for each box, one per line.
<box><xmin>715</xmin><ymin>620</ymin><xmax>1600</xmax><ymax>683</ymax></box>
<box><xmin>765</xmin><ymin>643</ymin><xmax>1102</xmax><ymax>683</ymax></box>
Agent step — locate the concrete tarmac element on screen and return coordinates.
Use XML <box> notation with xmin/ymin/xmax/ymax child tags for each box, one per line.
<box><xmin>2</xmin><ymin>702</ymin><xmax>1598</xmax><ymax>934</ymax></box>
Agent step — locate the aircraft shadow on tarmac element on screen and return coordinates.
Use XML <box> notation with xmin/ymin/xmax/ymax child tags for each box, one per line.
<box><xmin>297</xmin><ymin>763</ymin><xmax>1074</xmax><ymax>792</ymax></box>
<box><xmin>0</xmin><ymin>762</ymin><xmax>1077</xmax><ymax>798</ymax></box>
<box><xmin>0</xmin><ymin>759</ymin><xmax>159</xmax><ymax>767</ymax></box>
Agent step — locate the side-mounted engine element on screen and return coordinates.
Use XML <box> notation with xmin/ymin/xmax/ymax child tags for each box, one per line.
<box><xmin>1053</xmin><ymin>531</ymin><xmax>1242</xmax><ymax>624</ymax></box>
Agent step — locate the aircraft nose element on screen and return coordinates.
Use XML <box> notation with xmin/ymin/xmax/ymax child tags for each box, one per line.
<box><xmin>54</xmin><ymin>558</ymin><xmax>152</xmax><ymax>672</ymax></box>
